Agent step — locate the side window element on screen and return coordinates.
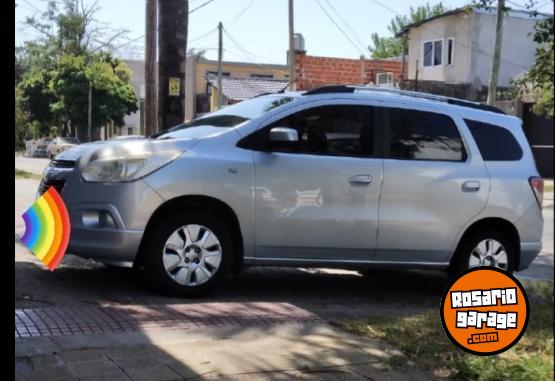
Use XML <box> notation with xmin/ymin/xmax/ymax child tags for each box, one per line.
<box><xmin>386</xmin><ymin>108</ymin><xmax>466</xmax><ymax>162</ymax></box>
<box><xmin>464</xmin><ymin>119</ymin><xmax>523</xmax><ymax>161</ymax></box>
<box><xmin>265</xmin><ymin>105</ymin><xmax>377</xmax><ymax>158</ymax></box>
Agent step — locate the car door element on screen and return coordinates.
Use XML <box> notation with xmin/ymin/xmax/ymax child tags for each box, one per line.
<box><xmin>375</xmin><ymin>105</ymin><xmax>489</xmax><ymax>265</ymax></box>
<box><xmin>250</xmin><ymin>101</ymin><xmax>384</xmax><ymax>263</ymax></box>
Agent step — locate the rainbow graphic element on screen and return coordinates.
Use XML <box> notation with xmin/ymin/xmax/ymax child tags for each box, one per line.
<box><xmin>21</xmin><ymin>187</ymin><xmax>70</xmax><ymax>271</ymax></box>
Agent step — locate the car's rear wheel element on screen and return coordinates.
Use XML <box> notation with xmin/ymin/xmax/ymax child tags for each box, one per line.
<box><xmin>140</xmin><ymin>210</ymin><xmax>232</xmax><ymax>296</ymax></box>
<box><xmin>448</xmin><ymin>228</ymin><xmax>515</xmax><ymax>278</ymax></box>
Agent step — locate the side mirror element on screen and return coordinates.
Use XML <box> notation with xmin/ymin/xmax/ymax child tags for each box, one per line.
<box><xmin>268</xmin><ymin>127</ymin><xmax>298</xmax><ymax>143</ymax></box>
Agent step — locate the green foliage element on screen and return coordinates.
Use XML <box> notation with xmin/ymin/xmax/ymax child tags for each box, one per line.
<box><xmin>338</xmin><ymin>280</ymin><xmax>554</xmax><ymax>380</ymax></box>
<box><xmin>514</xmin><ymin>16</ymin><xmax>554</xmax><ymax>118</ymax></box>
<box><xmin>368</xmin><ymin>3</ymin><xmax>449</xmax><ymax>59</ymax></box>
<box><xmin>15</xmin><ymin>0</ymin><xmax>137</xmax><ymax>141</ymax></box>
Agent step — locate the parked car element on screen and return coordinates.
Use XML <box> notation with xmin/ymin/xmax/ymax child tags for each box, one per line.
<box><xmin>47</xmin><ymin>137</ymin><xmax>80</xmax><ymax>159</ymax></box>
<box><xmin>39</xmin><ymin>86</ymin><xmax>544</xmax><ymax>296</ymax></box>
<box><xmin>111</xmin><ymin>135</ymin><xmax>146</xmax><ymax>140</ymax></box>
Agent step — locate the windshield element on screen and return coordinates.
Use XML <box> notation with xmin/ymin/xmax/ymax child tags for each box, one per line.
<box><xmin>155</xmin><ymin>95</ymin><xmax>296</xmax><ymax>140</ymax></box>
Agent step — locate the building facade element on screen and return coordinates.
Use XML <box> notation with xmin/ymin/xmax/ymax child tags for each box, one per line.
<box><xmin>400</xmin><ymin>7</ymin><xmax>549</xmax><ymax>88</ymax></box>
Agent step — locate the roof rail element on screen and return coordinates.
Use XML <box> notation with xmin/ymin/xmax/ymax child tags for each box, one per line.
<box><xmin>302</xmin><ymin>85</ymin><xmax>506</xmax><ymax>115</ymax></box>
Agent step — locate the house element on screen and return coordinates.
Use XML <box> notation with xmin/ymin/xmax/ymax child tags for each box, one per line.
<box><xmin>397</xmin><ymin>7</ymin><xmax>550</xmax><ymax>92</ymax></box>
<box><xmin>205</xmin><ymin>76</ymin><xmax>289</xmax><ymax>112</ymax></box>
<box><xmin>185</xmin><ymin>58</ymin><xmax>288</xmax><ymax>119</ymax></box>
<box><xmin>120</xmin><ymin>60</ymin><xmax>145</xmax><ymax>136</ymax></box>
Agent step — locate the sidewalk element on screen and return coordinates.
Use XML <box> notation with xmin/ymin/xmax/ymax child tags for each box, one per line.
<box><xmin>16</xmin><ymin>322</ymin><xmax>441</xmax><ymax>381</ymax></box>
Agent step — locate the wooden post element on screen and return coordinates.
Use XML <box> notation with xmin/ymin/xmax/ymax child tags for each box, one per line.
<box><xmin>217</xmin><ymin>22</ymin><xmax>223</xmax><ymax>109</ymax></box>
<box><xmin>487</xmin><ymin>0</ymin><xmax>505</xmax><ymax>105</ymax></box>
<box><xmin>145</xmin><ymin>0</ymin><xmax>157</xmax><ymax>135</ymax></box>
<box><xmin>288</xmin><ymin>0</ymin><xmax>295</xmax><ymax>90</ymax></box>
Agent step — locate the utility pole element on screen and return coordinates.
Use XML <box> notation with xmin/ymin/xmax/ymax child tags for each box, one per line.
<box><xmin>87</xmin><ymin>82</ymin><xmax>92</xmax><ymax>142</ymax></box>
<box><xmin>158</xmin><ymin>0</ymin><xmax>188</xmax><ymax>131</ymax></box>
<box><xmin>288</xmin><ymin>0</ymin><xmax>295</xmax><ymax>91</ymax></box>
<box><xmin>145</xmin><ymin>0</ymin><xmax>157</xmax><ymax>135</ymax></box>
<box><xmin>217</xmin><ymin>21</ymin><xmax>223</xmax><ymax>109</ymax></box>
<box><xmin>487</xmin><ymin>0</ymin><xmax>505</xmax><ymax>105</ymax></box>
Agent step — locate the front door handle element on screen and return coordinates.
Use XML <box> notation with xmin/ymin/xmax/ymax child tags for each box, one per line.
<box><xmin>462</xmin><ymin>180</ymin><xmax>481</xmax><ymax>192</ymax></box>
<box><xmin>349</xmin><ymin>174</ymin><xmax>372</xmax><ymax>184</ymax></box>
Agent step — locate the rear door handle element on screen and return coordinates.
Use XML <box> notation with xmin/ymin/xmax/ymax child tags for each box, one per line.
<box><xmin>349</xmin><ymin>174</ymin><xmax>372</xmax><ymax>184</ymax></box>
<box><xmin>462</xmin><ymin>180</ymin><xmax>481</xmax><ymax>192</ymax></box>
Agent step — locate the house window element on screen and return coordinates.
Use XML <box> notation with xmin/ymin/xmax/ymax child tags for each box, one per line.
<box><xmin>423</xmin><ymin>40</ymin><xmax>443</xmax><ymax>67</ymax></box>
<box><xmin>447</xmin><ymin>38</ymin><xmax>454</xmax><ymax>65</ymax></box>
<box><xmin>250</xmin><ymin>73</ymin><xmax>274</xmax><ymax>79</ymax></box>
<box><xmin>376</xmin><ymin>72</ymin><xmax>393</xmax><ymax>87</ymax></box>
<box><xmin>128</xmin><ymin>127</ymin><xmax>133</xmax><ymax>135</ymax></box>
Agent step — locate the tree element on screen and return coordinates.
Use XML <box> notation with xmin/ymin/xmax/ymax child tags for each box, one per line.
<box><xmin>48</xmin><ymin>53</ymin><xmax>138</xmax><ymax>139</ymax></box>
<box><xmin>368</xmin><ymin>3</ymin><xmax>449</xmax><ymax>59</ymax></box>
<box><xmin>16</xmin><ymin>0</ymin><xmax>137</xmax><ymax>140</ymax></box>
<box><xmin>158</xmin><ymin>0</ymin><xmax>189</xmax><ymax>131</ymax></box>
<box><xmin>515</xmin><ymin>16</ymin><xmax>554</xmax><ymax>118</ymax></box>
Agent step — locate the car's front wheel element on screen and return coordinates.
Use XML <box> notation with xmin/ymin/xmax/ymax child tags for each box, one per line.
<box><xmin>140</xmin><ymin>210</ymin><xmax>232</xmax><ymax>296</ymax></box>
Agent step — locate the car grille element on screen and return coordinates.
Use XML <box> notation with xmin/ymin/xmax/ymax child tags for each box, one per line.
<box><xmin>38</xmin><ymin>179</ymin><xmax>66</xmax><ymax>196</ymax></box>
<box><xmin>50</xmin><ymin>159</ymin><xmax>76</xmax><ymax>168</ymax></box>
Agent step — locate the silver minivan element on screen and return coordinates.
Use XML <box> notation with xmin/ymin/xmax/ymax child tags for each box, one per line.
<box><xmin>41</xmin><ymin>86</ymin><xmax>544</xmax><ymax>295</ymax></box>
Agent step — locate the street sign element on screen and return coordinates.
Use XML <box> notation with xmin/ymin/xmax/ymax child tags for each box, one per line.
<box><xmin>168</xmin><ymin>77</ymin><xmax>180</xmax><ymax>96</ymax></box>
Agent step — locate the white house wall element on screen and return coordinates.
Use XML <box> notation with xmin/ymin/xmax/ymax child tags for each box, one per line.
<box><xmin>407</xmin><ymin>10</ymin><xmax>544</xmax><ymax>87</ymax></box>
<box><xmin>407</xmin><ymin>12</ymin><xmax>472</xmax><ymax>83</ymax></box>
<box><xmin>469</xmin><ymin>11</ymin><xmax>540</xmax><ymax>87</ymax></box>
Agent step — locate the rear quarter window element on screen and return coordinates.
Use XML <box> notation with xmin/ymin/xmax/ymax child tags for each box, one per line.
<box><xmin>464</xmin><ymin>119</ymin><xmax>523</xmax><ymax>161</ymax></box>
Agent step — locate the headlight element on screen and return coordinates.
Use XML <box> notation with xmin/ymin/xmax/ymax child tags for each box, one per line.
<box><xmin>82</xmin><ymin>150</ymin><xmax>181</xmax><ymax>182</ymax></box>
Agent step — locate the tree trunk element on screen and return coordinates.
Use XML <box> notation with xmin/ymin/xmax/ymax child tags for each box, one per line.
<box><xmin>145</xmin><ymin>0</ymin><xmax>158</xmax><ymax>135</ymax></box>
<box><xmin>158</xmin><ymin>0</ymin><xmax>188</xmax><ymax>131</ymax></box>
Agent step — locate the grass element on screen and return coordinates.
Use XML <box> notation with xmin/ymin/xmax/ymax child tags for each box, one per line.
<box><xmin>337</xmin><ymin>280</ymin><xmax>553</xmax><ymax>380</ymax></box>
<box><xmin>15</xmin><ymin>168</ymin><xmax>42</xmax><ymax>180</ymax></box>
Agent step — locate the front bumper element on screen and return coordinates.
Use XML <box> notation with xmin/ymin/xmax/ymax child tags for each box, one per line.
<box><xmin>41</xmin><ymin>165</ymin><xmax>165</xmax><ymax>264</ymax></box>
<box><xmin>68</xmin><ymin>226</ymin><xmax>144</xmax><ymax>262</ymax></box>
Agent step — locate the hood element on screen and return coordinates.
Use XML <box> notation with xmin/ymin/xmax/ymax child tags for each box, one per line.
<box><xmin>55</xmin><ymin>138</ymin><xmax>200</xmax><ymax>165</ymax></box>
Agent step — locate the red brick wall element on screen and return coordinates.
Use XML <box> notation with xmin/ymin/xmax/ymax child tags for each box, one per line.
<box><xmin>295</xmin><ymin>52</ymin><xmax>406</xmax><ymax>91</ymax></box>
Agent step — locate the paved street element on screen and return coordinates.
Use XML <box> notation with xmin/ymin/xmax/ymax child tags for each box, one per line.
<box><xmin>14</xmin><ymin>157</ymin><xmax>554</xmax><ymax>380</ymax></box>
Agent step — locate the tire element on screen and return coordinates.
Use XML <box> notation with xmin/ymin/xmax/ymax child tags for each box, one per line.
<box><xmin>140</xmin><ymin>210</ymin><xmax>232</xmax><ymax>296</ymax></box>
<box><xmin>448</xmin><ymin>228</ymin><xmax>515</xmax><ymax>279</ymax></box>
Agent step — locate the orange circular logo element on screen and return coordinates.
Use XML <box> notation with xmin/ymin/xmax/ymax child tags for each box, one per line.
<box><xmin>440</xmin><ymin>267</ymin><xmax>529</xmax><ymax>356</ymax></box>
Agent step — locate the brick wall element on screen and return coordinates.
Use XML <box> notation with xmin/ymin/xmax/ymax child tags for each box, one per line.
<box><xmin>295</xmin><ymin>52</ymin><xmax>406</xmax><ymax>90</ymax></box>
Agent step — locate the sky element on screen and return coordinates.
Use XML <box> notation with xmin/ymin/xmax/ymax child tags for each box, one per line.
<box><xmin>15</xmin><ymin>0</ymin><xmax>554</xmax><ymax>65</ymax></box>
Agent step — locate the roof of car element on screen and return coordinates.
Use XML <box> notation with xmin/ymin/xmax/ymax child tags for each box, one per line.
<box><xmin>286</xmin><ymin>85</ymin><xmax>513</xmax><ymax>120</ymax></box>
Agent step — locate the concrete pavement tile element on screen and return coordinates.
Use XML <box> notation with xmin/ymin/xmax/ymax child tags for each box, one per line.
<box><xmin>21</xmin><ymin>368</ymin><xmax>77</xmax><ymax>381</ymax></box>
<box><xmin>126</xmin><ymin>365</ymin><xmax>183</xmax><ymax>381</ymax></box>
<box><xmin>66</xmin><ymin>359</ymin><xmax>121</xmax><ymax>377</ymax></box>
<box><xmin>165</xmin><ymin>360</ymin><xmax>205</xmax><ymax>379</ymax></box>
<box><xmin>78</xmin><ymin>372</ymin><xmax>133</xmax><ymax>381</ymax></box>
<box><xmin>60</xmin><ymin>348</ymin><xmax>107</xmax><ymax>363</ymax></box>
<box><xmin>113</xmin><ymin>354</ymin><xmax>170</xmax><ymax>369</ymax></box>
<box><xmin>30</xmin><ymin>354</ymin><xmax>65</xmax><ymax>369</ymax></box>
<box><xmin>53</xmin><ymin>334</ymin><xmax>121</xmax><ymax>350</ymax></box>
<box><xmin>15</xmin><ymin>338</ymin><xmax>60</xmax><ymax>357</ymax></box>
<box><xmin>104</xmin><ymin>345</ymin><xmax>156</xmax><ymax>360</ymax></box>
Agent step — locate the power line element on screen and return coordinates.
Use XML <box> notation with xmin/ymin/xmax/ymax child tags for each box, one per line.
<box><xmin>189</xmin><ymin>0</ymin><xmax>216</xmax><ymax>14</ymax></box>
<box><xmin>19</xmin><ymin>0</ymin><xmax>42</xmax><ymax>13</ymax></box>
<box><xmin>227</xmin><ymin>0</ymin><xmax>257</xmax><ymax>29</ymax></box>
<box><xmin>323</xmin><ymin>0</ymin><xmax>368</xmax><ymax>52</ymax></box>
<box><xmin>314</xmin><ymin>0</ymin><xmax>367</xmax><ymax>57</ymax></box>
<box><xmin>223</xmin><ymin>28</ymin><xmax>289</xmax><ymax>74</ymax></box>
